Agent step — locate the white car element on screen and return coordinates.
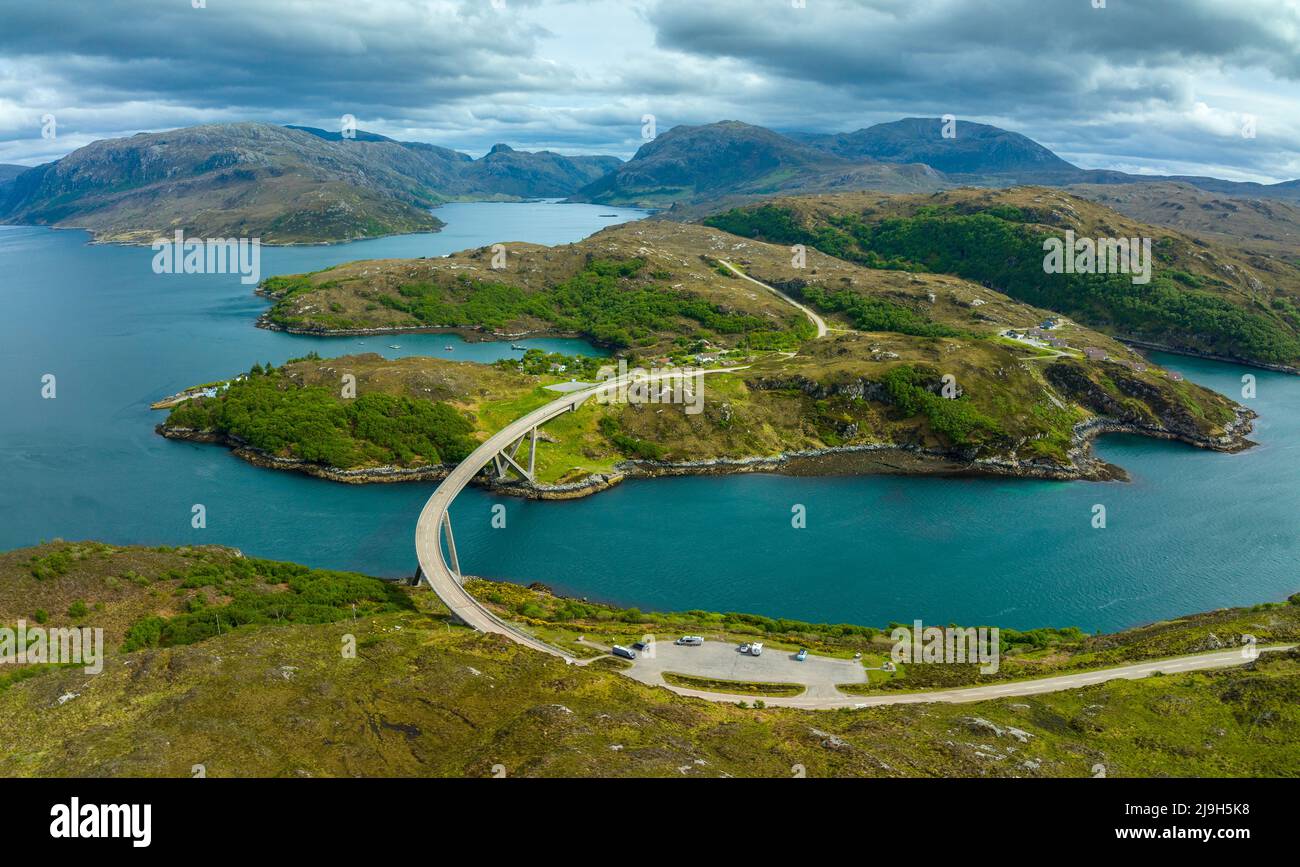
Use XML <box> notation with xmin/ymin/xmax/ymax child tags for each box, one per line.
<box><xmin>675</xmin><ymin>636</ymin><xmax>704</xmax><ymax>646</ymax></box>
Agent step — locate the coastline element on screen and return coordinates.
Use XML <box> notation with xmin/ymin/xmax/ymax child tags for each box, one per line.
<box><xmin>156</xmin><ymin>403</ymin><xmax>1256</xmax><ymax>497</ymax></box>
<box><xmin>1118</xmin><ymin>337</ymin><xmax>1300</xmax><ymax>375</ymax></box>
<box><xmin>252</xmin><ymin>304</ymin><xmax>599</xmax><ymax>345</ymax></box>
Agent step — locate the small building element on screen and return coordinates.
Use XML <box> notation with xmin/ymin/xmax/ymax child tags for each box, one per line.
<box><xmin>1084</xmin><ymin>347</ymin><xmax>1108</xmax><ymax>361</ymax></box>
<box><xmin>1040</xmin><ymin>318</ymin><xmax>1058</xmax><ymax>329</ymax></box>
<box><xmin>1047</xmin><ymin>338</ymin><xmax>1067</xmax><ymax>348</ymax></box>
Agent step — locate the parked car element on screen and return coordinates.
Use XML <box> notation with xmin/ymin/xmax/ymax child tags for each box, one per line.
<box><xmin>738</xmin><ymin>643</ymin><xmax>752</xmax><ymax>654</ymax></box>
<box><xmin>795</xmin><ymin>648</ymin><xmax>808</xmax><ymax>662</ymax></box>
<box><xmin>611</xmin><ymin>645</ymin><xmax>636</xmax><ymax>660</ymax></box>
<box><xmin>631</xmin><ymin>640</ymin><xmax>650</xmax><ymax>652</ymax></box>
<box><xmin>750</xmin><ymin>642</ymin><xmax>764</xmax><ymax>657</ymax></box>
<box><xmin>675</xmin><ymin>636</ymin><xmax>704</xmax><ymax>646</ymax></box>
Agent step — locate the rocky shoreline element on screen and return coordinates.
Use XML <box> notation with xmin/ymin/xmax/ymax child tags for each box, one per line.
<box><xmin>158</xmin><ymin>401</ymin><xmax>1256</xmax><ymax>499</ymax></box>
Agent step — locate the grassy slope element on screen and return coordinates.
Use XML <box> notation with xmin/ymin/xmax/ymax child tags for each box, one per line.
<box><xmin>174</xmin><ymin>217</ymin><xmax>1248</xmax><ymax>483</ymax></box>
<box><xmin>470</xmin><ymin>577</ymin><xmax>1300</xmax><ymax>693</ymax></box>
<box><xmin>704</xmin><ymin>187</ymin><xmax>1300</xmax><ymax>368</ymax></box>
<box><xmin>256</xmin><ymin>222</ymin><xmax>815</xmax><ymax>353</ymax></box>
<box><xmin>1</xmin><ymin>542</ymin><xmax>1297</xmax><ymax>778</ymax></box>
<box><xmin>160</xmin><ymin>327</ymin><xmax>1243</xmax><ymax>485</ymax></box>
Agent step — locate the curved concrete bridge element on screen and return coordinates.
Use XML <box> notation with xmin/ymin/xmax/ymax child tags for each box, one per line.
<box><xmin>414</xmin><ymin>367</ymin><xmax>742</xmax><ymax>663</ymax></box>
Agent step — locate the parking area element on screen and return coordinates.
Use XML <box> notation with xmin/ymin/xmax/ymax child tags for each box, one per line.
<box><xmin>623</xmin><ymin>640</ymin><xmax>868</xmax><ymax>700</ymax></box>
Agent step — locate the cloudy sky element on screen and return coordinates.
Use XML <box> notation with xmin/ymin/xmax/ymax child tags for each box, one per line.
<box><xmin>1</xmin><ymin>0</ymin><xmax>1297</xmax><ymax>182</ymax></box>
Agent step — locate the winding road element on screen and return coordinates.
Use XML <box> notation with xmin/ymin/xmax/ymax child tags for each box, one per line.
<box><xmin>411</xmin><ymin>266</ymin><xmax>1287</xmax><ymax>710</ymax></box>
<box><xmin>718</xmin><ymin>259</ymin><xmax>828</xmax><ymax>338</ymax></box>
<box><xmin>649</xmin><ymin>645</ymin><xmax>1295</xmax><ymax>709</ymax></box>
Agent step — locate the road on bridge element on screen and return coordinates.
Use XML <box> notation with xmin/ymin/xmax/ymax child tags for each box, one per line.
<box><xmin>414</xmin><ymin>367</ymin><xmax>746</xmax><ymax>662</ymax></box>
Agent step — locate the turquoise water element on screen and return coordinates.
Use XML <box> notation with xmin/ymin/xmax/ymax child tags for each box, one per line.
<box><xmin>447</xmin><ymin>357</ymin><xmax>1300</xmax><ymax>633</ymax></box>
<box><xmin>1</xmin><ymin>201</ymin><xmax>1296</xmax><ymax>633</ymax></box>
<box><xmin>0</xmin><ymin>202</ymin><xmax>639</xmax><ymax>577</ymax></box>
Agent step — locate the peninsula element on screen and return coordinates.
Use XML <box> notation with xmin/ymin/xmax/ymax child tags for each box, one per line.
<box><xmin>158</xmin><ymin>209</ymin><xmax>1253</xmax><ymax>495</ymax></box>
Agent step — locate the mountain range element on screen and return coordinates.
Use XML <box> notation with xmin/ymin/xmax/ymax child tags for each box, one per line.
<box><xmin>575</xmin><ymin>117</ymin><xmax>1300</xmax><ymax>210</ymax></box>
<box><xmin>0</xmin><ymin>123</ymin><xmax>621</xmax><ymax>244</ymax></box>
<box><xmin>2</xmin><ymin>117</ymin><xmax>1297</xmax><ymax>243</ymax></box>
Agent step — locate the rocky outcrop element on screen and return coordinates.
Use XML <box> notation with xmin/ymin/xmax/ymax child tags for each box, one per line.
<box><xmin>1046</xmin><ymin>360</ymin><xmax>1256</xmax><ymax>453</ymax></box>
<box><xmin>749</xmin><ymin>373</ymin><xmax>889</xmax><ymax>402</ymax></box>
<box><xmin>484</xmin><ymin>472</ymin><xmax>626</xmax><ymax>500</ymax></box>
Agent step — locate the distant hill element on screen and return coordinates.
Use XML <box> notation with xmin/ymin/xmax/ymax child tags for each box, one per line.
<box><xmin>573</xmin><ymin>120</ymin><xmax>946</xmax><ymax>208</ymax></box>
<box><xmin>576</xmin><ymin>117</ymin><xmax>1299</xmax><ymax>213</ymax></box>
<box><xmin>457</xmin><ymin>143</ymin><xmax>622</xmax><ymax>199</ymax></box>
<box><xmin>0</xmin><ymin>164</ymin><xmax>24</xmax><ymax>195</ymax></box>
<box><xmin>795</xmin><ymin>117</ymin><xmax>1077</xmax><ymax>176</ymax></box>
<box><xmin>0</xmin><ymin>123</ymin><xmax>623</xmax><ymax>244</ymax></box>
<box><xmin>1069</xmin><ymin>181</ymin><xmax>1300</xmax><ymax>257</ymax></box>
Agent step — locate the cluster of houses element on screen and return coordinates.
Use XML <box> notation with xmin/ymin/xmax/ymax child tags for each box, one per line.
<box><xmin>1006</xmin><ymin>318</ymin><xmax>1184</xmax><ymax>381</ymax></box>
<box><xmin>1006</xmin><ymin>318</ymin><xmax>1069</xmax><ymax>349</ymax></box>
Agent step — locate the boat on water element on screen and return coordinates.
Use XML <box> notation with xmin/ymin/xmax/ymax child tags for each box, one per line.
<box><xmin>511</xmin><ymin>344</ymin><xmax>526</xmax><ymax>350</ymax></box>
<box><xmin>388</xmin><ymin>344</ymin><xmax>401</xmax><ymax>349</ymax></box>
<box><xmin>445</xmin><ymin>345</ymin><xmax>454</xmax><ymax>351</ymax></box>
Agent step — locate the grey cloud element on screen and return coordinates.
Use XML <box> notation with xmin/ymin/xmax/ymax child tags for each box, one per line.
<box><xmin>0</xmin><ymin>0</ymin><xmax>1295</xmax><ymax>181</ymax></box>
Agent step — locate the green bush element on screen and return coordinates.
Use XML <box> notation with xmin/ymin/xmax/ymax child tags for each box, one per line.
<box><xmin>166</xmin><ymin>372</ymin><xmax>476</xmax><ymax>469</ymax></box>
<box><xmin>366</xmin><ymin>257</ymin><xmax>805</xmax><ymax>350</ymax></box>
<box><xmin>598</xmin><ymin>416</ymin><xmax>665</xmax><ymax>460</ymax></box>
<box><xmin>121</xmin><ymin>556</ymin><xmax>413</xmax><ymax>652</ymax></box>
<box><xmin>881</xmin><ymin>365</ymin><xmax>1002</xmax><ymax>445</ymax></box>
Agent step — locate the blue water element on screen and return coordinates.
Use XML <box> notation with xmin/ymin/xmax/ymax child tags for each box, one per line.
<box><xmin>447</xmin><ymin>355</ymin><xmax>1300</xmax><ymax>633</ymax></box>
<box><xmin>1</xmin><ymin>201</ymin><xmax>1297</xmax><ymax>633</ymax></box>
<box><xmin>0</xmin><ymin>202</ymin><xmax>640</xmax><ymax>578</ymax></box>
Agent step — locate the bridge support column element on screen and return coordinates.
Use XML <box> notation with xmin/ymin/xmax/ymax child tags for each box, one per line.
<box><xmin>493</xmin><ymin>428</ymin><xmax>536</xmax><ymax>483</ymax></box>
<box><xmin>442</xmin><ymin>511</ymin><xmax>462</xmax><ymax>583</ymax></box>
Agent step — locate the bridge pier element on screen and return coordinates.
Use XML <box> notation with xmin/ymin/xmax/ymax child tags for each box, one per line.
<box><xmin>493</xmin><ymin>425</ymin><xmax>538</xmax><ymax>482</ymax></box>
<box><xmin>442</xmin><ymin>511</ymin><xmax>461</xmax><ymax>582</ymax></box>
